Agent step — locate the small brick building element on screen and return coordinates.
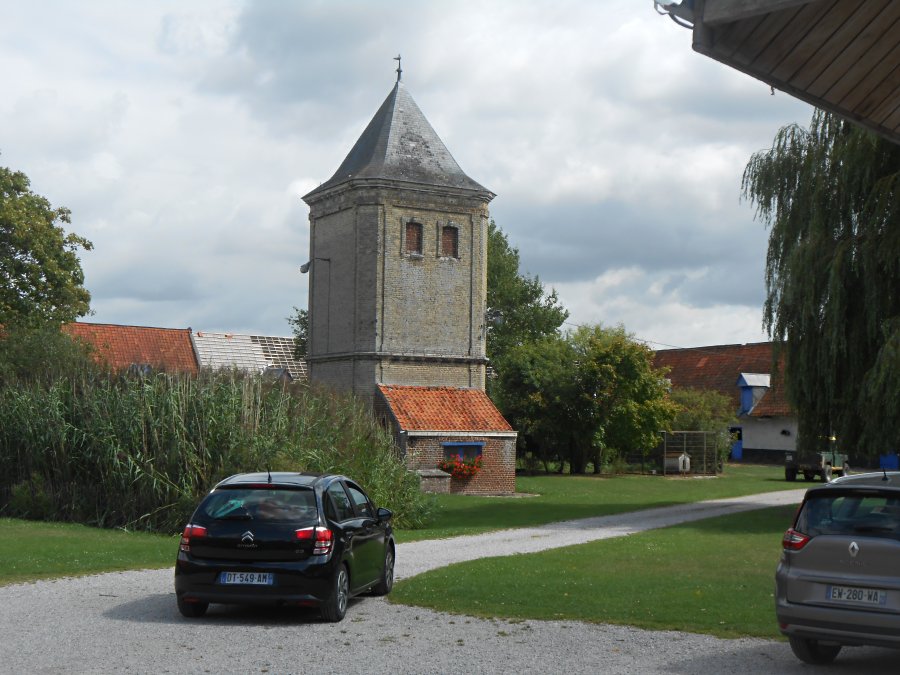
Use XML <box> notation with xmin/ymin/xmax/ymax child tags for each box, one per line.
<box><xmin>302</xmin><ymin>75</ymin><xmax>516</xmax><ymax>493</ymax></box>
<box><xmin>376</xmin><ymin>385</ymin><xmax>516</xmax><ymax>495</ymax></box>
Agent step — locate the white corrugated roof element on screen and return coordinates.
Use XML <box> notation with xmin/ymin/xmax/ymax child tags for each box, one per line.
<box><xmin>192</xmin><ymin>332</ymin><xmax>307</xmax><ymax>380</ymax></box>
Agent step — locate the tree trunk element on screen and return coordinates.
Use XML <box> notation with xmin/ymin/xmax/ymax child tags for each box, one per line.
<box><xmin>592</xmin><ymin>448</ymin><xmax>602</xmax><ymax>474</ymax></box>
<box><xmin>569</xmin><ymin>437</ymin><xmax>587</xmax><ymax>474</ymax></box>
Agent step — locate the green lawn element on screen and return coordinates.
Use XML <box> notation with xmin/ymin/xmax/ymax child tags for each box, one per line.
<box><xmin>0</xmin><ymin>464</ymin><xmax>797</xmax><ymax>594</ymax></box>
<box><xmin>395</xmin><ymin>464</ymin><xmax>796</xmax><ymax>542</ymax></box>
<box><xmin>390</xmin><ymin>504</ymin><xmax>795</xmax><ymax>639</ymax></box>
<box><xmin>0</xmin><ymin>518</ymin><xmax>176</xmax><ymax>585</ymax></box>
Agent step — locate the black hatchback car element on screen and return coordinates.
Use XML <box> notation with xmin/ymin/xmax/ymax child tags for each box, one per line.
<box><xmin>174</xmin><ymin>472</ymin><xmax>395</xmax><ymax>622</ymax></box>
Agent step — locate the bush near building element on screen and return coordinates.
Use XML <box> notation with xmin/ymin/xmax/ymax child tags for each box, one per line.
<box><xmin>0</xmin><ymin>366</ymin><xmax>431</xmax><ymax>532</ymax></box>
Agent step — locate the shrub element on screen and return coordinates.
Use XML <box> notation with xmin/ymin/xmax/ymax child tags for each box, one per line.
<box><xmin>0</xmin><ymin>369</ymin><xmax>432</xmax><ymax>532</ymax></box>
<box><xmin>602</xmin><ymin>450</ymin><xmax>629</xmax><ymax>476</ymax></box>
<box><xmin>8</xmin><ymin>473</ymin><xmax>54</xmax><ymax>520</ymax></box>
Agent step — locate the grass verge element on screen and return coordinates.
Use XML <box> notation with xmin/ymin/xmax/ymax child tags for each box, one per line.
<box><xmin>390</xmin><ymin>504</ymin><xmax>795</xmax><ymax>639</ymax></box>
<box><xmin>0</xmin><ymin>518</ymin><xmax>175</xmax><ymax>586</ymax></box>
<box><xmin>396</xmin><ymin>464</ymin><xmax>798</xmax><ymax>542</ymax></box>
<box><xmin>1</xmin><ymin>465</ymin><xmax>799</xmax><ymax>590</ymax></box>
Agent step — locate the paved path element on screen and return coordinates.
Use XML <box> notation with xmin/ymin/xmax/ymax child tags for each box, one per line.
<box><xmin>1</xmin><ymin>488</ymin><xmax>896</xmax><ymax>674</ymax></box>
<box><xmin>395</xmin><ymin>489</ymin><xmax>807</xmax><ymax>580</ymax></box>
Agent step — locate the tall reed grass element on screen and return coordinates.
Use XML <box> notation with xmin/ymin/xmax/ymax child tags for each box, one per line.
<box><xmin>0</xmin><ymin>369</ymin><xmax>432</xmax><ymax>532</ymax></box>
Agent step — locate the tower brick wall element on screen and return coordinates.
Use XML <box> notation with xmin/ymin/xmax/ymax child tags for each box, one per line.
<box><xmin>306</xmin><ymin>184</ymin><xmax>489</xmax><ymax>402</ymax></box>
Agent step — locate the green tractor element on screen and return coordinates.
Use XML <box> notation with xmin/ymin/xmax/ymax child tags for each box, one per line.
<box><xmin>785</xmin><ymin>448</ymin><xmax>850</xmax><ymax>482</ymax></box>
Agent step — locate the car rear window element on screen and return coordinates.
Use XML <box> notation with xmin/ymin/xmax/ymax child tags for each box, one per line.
<box><xmin>199</xmin><ymin>487</ymin><xmax>317</xmax><ymax>522</ymax></box>
<box><xmin>796</xmin><ymin>491</ymin><xmax>900</xmax><ymax>539</ymax></box>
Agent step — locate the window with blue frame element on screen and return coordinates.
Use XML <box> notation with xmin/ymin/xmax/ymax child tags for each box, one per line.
<box><xmin>442</xmin><ymin>442</ymin><xmax>484</xmax><ymax>461</ymax></box>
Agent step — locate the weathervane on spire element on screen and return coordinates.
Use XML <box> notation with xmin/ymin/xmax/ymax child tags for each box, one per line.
<box><xmin>394</xmin><ymin>54</ymin><xmax>402</xmax><ymax>82</ymax></box>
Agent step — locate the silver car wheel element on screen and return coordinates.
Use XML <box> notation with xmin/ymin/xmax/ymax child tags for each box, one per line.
<box><xmin>321</xmin><ymin>564</ymin><xmax>350</xmax><ymax>622</ymax></box>
<box><xmin>336</xmin><ymin>567</ymin><xmax>349</xmax><ymax>615</ymax></box>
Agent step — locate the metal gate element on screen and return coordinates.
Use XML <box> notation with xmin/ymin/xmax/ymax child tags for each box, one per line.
<box><xmin>657</xmin><ymin>431</ymin><xmax>724</xmax><ymax>476</ymax></box>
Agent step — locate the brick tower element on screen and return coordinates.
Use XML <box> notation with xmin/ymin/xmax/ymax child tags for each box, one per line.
<box><xmin>302</xmin><ymin>79</ymin><xmax>494</xmax><ymax>402</ymax></box>
<box><xmin>302</xmin><ymin>75</ymin><xmax>516</xmax><ymax>495</ymax></box>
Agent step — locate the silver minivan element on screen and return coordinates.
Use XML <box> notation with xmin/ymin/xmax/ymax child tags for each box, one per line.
<box><xmin>776</xmin><ymin>471</ymin><xmax>900</xmax><ymax>664</ymax></box>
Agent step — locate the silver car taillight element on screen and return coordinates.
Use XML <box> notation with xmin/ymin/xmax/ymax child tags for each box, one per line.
<box><xmin>782</xmin><ymin>527</ymin><xmax>810</xmax><ymax>551</ymax></box>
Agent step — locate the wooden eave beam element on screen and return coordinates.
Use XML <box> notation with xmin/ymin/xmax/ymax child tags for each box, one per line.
<box><xmin>702</xmin><ymin>0</ymin><xmax>816</xmax><ymax>26</ymax></box>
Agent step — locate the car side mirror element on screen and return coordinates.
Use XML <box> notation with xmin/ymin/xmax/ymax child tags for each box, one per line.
<box><xmin>376</xmin><ymin>507</ymin><xmax>393</xmax><ymax>522</ymax></box>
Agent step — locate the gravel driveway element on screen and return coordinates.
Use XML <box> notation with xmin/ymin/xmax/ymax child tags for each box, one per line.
<box><xmin>1</xmin><ymin>489</ymin><xmax>895</xmax><ymax>674</ymax></box>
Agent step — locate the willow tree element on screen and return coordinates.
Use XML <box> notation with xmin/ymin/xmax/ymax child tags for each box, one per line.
<box><xmin>742</xmin><ymin>111</ymin><xmax>900</xmax><ymax>461</ymax></box>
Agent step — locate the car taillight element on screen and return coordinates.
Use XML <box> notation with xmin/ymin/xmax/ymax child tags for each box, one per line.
<box><xmin>782</xmin><ymin>527</ymin><xmax>810</xmax><ymax>551</ymax></box>
<box><xmin>180</xmin><ymin>524</ymin><xmax>207</xmax><ymax>552</ymax></box>
<box><xmin>295</xmin><ymin>526</ymin><xmax>334</xmax><ymax>555</ymax></box>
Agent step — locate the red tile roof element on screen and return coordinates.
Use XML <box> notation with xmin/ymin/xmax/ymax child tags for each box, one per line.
<box><xmin>65</xmin><ymin>322</ymin><xmax>199</xmax><ymax>374</ymax></box>
<box><xmin>377</xmin><ymin>385</ymin><xmax>514</xmax><ymax>432</ymax></box>
<box><xmin>653</xmin><ymin>342</ymin><xmax>790</xmax><ymax>413</ymax></box>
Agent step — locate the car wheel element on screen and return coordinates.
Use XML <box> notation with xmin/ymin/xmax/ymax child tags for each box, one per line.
<box><xmin>371</xmin><ymin>546</ymin><xmax>395</xmax><ymax>596</ymax></box>
<box><xmin>822</xmin><ymin>465</ymin><xmax>833</xmax><ymax>482</ymax></box>
<box><xmin>321</xmin><ymin>564</ymin><xmax>349</xmax><ymax>622</ymax></box>
<box><xmin>788</xmin><ymin>636</ymin><xmax>842</xmax><ymax>664</ymax></box>
<box><xmin>177</xmin><ymin>595</ymin><xmax>209</xmax><ymax>618</ymax></box>
<box><xmin>785</xmin><ymin>468</ymin><xmax>797</xmax><ymax>482</ymax></box>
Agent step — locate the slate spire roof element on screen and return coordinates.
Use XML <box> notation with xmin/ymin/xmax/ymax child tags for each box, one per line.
<box><xmin>304</xmin><ymin>81</ymin><xmax>492</xmax><ymax>200</ymax></box>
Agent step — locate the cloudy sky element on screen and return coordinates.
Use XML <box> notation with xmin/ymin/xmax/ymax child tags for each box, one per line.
<box><xmin>1</xmin><ymin>1</ymin><xmax>814</xmax><ymax>348</ymax></box>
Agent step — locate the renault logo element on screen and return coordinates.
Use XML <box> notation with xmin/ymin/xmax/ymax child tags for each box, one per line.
<box><xmin>849</xmin><ymin>541</ymin><xmax>859</xmax><ymax>557</ymax></box>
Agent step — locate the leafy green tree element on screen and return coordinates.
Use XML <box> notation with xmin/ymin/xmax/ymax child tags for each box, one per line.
<box><xmin>574</xmin><ymin>326</ymin><xmax>678</xmax><ymax>473</ymax></box>
<box><xmin>743</xmin><ymin>111</ymin><xmax>900</xmax><ymax>461</ymax></box>
<box><xmin>667</xmin><ymin>388</ymin><xmax>737</xmax><ymax>460</ymax></box>
<box><xmin>0</xmin><ymin>322</ymin><xmax>96</xmax><ymax>384</ymax></box>
<box><xmin>497</xmin><ymin>325</ymin><xmax>676</xmax><ymax>474</ymax></box>
<box><xmin>0</xmin><ymin>324</ymin><xmax>99</xmax><ymax>386</ymax></box>
<box><xmin>0</xmin><ymin>163</ymin><xmax>92</xmax><ymax>326</ymax></box>
<box><xmin>287</xmin><ymin>306</ymin><xmax>308</xmax><ymax>360</ymax></box>
<box><xmin>494</xmin><ymin>333</ymin><xmax>575</xmax><ymax>472</ymax></box>
<box><xmin>668</xmin><ymin>388</ymin><xmax>736</xmax><ymax>433</ymax></box>
<box><xmin>486</xmin><ymin>220</ymin><xmax>568</xmax><ymax>373</ymax></box>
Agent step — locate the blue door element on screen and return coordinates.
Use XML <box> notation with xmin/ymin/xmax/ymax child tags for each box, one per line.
<box><xmin>730</xmin><ymin>426</ymin><xmax>743</xmax><ymax>460</ymax></box>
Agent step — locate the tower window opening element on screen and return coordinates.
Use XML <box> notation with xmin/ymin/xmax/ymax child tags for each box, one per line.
<box><xmin>405</xmin><ymin>221</ymin><xmax>423</xmax><ymax>255</ymax></box>
<box><xmin>441</xmin><ymin>225</ymin><xmax>459</xmax><ymax>259</ymax></box>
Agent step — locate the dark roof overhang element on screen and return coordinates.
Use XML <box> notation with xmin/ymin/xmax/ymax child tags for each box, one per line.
<box><xmin>657</xmin><ymin>0</ymin><xmax>900</xmax><ymax>145</ymax></box>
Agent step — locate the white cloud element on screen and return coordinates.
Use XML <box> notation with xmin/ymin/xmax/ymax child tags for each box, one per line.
<box><xmin>555</xmin><ymin>269</ymin><xmax>769</xmax><ymax>348</ymax></box>
<box><xmin>0</xmin><ymin>0</ymin><xmax>813</xmax><ymax>344</ymax></box>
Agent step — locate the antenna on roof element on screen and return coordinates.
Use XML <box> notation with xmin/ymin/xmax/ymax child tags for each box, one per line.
<box><xmin>267</xmin><ymin>466</ymin><xmax>272</xmax><ymax>484</ymax></box>
<box><xmin>394</xmin><ymin>54</ymin><xmax>402</xmax><ymax>82</ymax></box>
